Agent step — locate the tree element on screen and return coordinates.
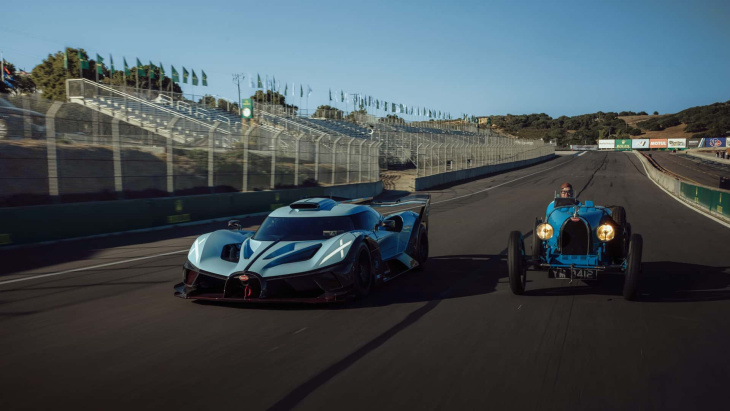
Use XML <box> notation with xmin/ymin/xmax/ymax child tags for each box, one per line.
<box><xmin>312</xmin><ymin>105</ymin><xmax>343</xmax><ymax>119</ymax></box>
<box><xmin>653</xmin><ymin>111</ymin><xmax>658</xmax><ymax>115</ymax></box>
<box><xmin>198</xmin><ymin>95</ymin><xmax>216</xmax><ymax>107</ymax></box>
<box><xmin>31</xmin><ymin>48</ymin><xmax>98</xmax><ymax>100</ymax></box>
<box><xmin>1</xmin><ymin>61</ymin><xmax>36</xmax><ymax>94</ymax></box>
<box><xmin>379</xmin><ymin>114</ymin><xmax>405</xmax><ymax>124</ymax></box>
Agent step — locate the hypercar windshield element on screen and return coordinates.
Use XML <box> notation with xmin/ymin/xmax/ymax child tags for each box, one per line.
<box><xmin>254</xmin><ymin>213</ymin><xmax>377</xmax><ymax>241</ymax></box>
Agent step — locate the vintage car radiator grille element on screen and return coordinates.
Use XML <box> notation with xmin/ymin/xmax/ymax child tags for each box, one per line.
<box><xmin>560</xmin><ymin>220</ymin><xmax>590</xmax><ymax>255</ymax></box>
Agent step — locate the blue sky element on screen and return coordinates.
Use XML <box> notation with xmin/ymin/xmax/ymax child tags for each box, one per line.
<box><xmin>2</xmin><ymin>0</ymin><xmax>729</xmax><ymax>118</ymax></box>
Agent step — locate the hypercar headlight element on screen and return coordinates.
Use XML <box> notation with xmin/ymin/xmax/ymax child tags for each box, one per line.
<box><xmin>596</xmin><ymin>224</ymin><xmax>615</xmax><ymax>242</ymax></box>
<box><xmin>536</xmin><ymin>223</ymin><xmax>554</xmax><ymax>240</ymax></box>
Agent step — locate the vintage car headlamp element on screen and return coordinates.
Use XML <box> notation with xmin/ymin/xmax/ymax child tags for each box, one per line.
<box><xmin>596</xmin><ymin>224</ymin><xmax>615</xmax><ymax>242</ymax></box>
<box><xmin>536</xmin><ymin>223</ymin><xmax>554</xmax><ymax>240</ymax></box>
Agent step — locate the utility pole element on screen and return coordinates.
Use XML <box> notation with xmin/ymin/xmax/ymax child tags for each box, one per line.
<box><xmin>232</xmin><ymin>73</ymin><xmax>245</xmax><ymax>117</ymax></box>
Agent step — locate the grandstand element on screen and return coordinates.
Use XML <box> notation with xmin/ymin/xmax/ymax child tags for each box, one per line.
<box><xmin>67</xmin><ymin>78</ymin><xmax>506</xmax><ymax>168</ymax></box>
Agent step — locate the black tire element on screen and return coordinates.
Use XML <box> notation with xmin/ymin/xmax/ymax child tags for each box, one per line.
<box><xmin>609</xmin><ymin>206</ymin><xmax>626</xmax><ymax>227</ymax></box>
<box><xmin>532</xmin><ymin>218</ymin><xmax>543</xmax><ymax>269</ymax></box>
<box><xmin>623</xmin><ymin>234</ymin><xmax>643</xmax><ymax>301</ymax></box>
<box><xmin>414</xmin><ymin>227</ymin><xmax>429</xmax><ymax>270</ymax></box>
<box><xmin>508</xmin><ymin>231</ymin><xmax>527</xmax><ymax>295</ymax></box>
<box><xmin>352</xmin><ymin>246</ymin><xmax>373</xmax><ymax>298</ymax></box>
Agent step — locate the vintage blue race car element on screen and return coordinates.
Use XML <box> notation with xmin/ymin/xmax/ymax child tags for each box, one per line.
<box><xmin>507</xmin><ymin>196</ymin><xmax>643</xmax><ymax>300</ymax></box>
<box><xmin>174</xmin><ymin>195</ymin><xmax>430</xmax><ymax>303</ymax></box>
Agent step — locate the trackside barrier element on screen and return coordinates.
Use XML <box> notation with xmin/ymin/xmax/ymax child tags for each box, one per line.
<box><xmin>414</xmin><ymin>153</ymin><xmax>557</xmax><ymax>191</ymax></box>
<box><xmin>633</xmin><ymin>151</ymin><xmax>730</xmax><ymax>224</ymax></box>
<box><xmin>0</xmin><ymin>181</ymin><xmax>382</xmax><ymax>246</ymax></box>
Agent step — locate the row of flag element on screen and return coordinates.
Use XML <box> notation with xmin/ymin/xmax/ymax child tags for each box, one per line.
<box><xmin>250</xmin><ymin>72</ymin><xmax>477</xmax><ymax>122</ymax></box>
<box><xmin>63</xmin><ymin>49</ymin><xmax>208</xmax><ymax>86</ymax></box>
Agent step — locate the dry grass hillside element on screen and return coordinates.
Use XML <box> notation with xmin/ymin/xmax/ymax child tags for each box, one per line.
<box><xmin>618</xmin><ymin>114</ymin><xmax>692</xmax><ymax>139</ymax></box>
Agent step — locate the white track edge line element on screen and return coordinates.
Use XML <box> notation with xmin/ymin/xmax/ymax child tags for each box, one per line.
<box><xmin>632</xmin><ymin>151</ymin><xmax>730</xmax><ymax>230</ymax></box>
<box><xmin>0</xmin><ymin>249</ymin><xmax>189</xmax><ymax>286</ymax></box>
<box><xmin>2</xmin><ymin>154</ymin><xmax>576</xmax><ymax>287</ymax></box>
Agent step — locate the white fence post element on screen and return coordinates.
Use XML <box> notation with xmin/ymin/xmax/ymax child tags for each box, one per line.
<box><xmin>45</xmin><ymin>102</ymin><xmax>63</xmax><ymax>199</ymax></box>
<box><xmin>111</xmin><ymin>118</ymin><xmax>123</xmax><ymax>196</ymax></box>
<box><xmin>208</xmin><ymin>121</ymin><xmax>219</xmax><ymax>191</ymax></box>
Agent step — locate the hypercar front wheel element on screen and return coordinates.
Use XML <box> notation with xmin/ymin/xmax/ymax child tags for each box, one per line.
<box><xmin>353</xmin><ymin>246</ymin><xmax>373</xmax><ymax>298</ymax></box>
<box><xmin>508</xmin><ymin>231</ymin><xmax>527</xmax><ymax>295</ymax></box>
<box><xmin>415</xmin><ymin>229</ymin><xmax>429</xmax><ymax>270</ymax></box>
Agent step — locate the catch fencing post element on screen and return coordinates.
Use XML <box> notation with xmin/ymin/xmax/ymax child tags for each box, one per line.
<box><xmin>358</xmin><ymin>139</ymin><xmax>366</xmax><ymax>183</ymax></box>
<box><xmin>243</xmin><ymin>126</ymin><xmax>255</xmax><ymax>192</ymax></box>
<box><xmin>45</xmin><ymin>101</ymin><xmax>63</xmax><ymax>200</ymax></box>
<box><xmin>208</xmin><ymin>121</ymin><xmax>219</xmax><ymax>192</ymax></box>
<box><xmin>271</xmin><ymin>130</ymin><xmax>284</xmax><ymax>189</ymax></box>
<box><xmin>332</xmin><ymin>137</ymin><xmax>342</xmax><ymax>186</ymax></box>
<box><xmin>111</xmin><ymin>117</ymin><xmax>123</xmax><ymax>197</ymax></box>
<box><xmin>294</xmin><ymin>134</ymin><xmax>301</xmax><ymax>186</ymax></box>
<box><xmin>166</xmin><ymin>118</ymin><xmax>179</xmax><ymax>194</ymax></box>
<box><xmin>345</xmin><ymin>138</ymin><xmax>354</xmax><ymax>184</ymax></box>
<box><xmin>314</xmin><ymin>135</ymin><xmax>324</xmax><ymax>183</ymax></box>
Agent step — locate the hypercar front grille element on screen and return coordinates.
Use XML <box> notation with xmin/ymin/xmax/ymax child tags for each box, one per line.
<box><xmin>196</xmin><ymin>271</ymin><xmax>227</xmax><ymax>293</ymax></box>
<box><xmin>560</xmin><ymin>220</ymin><xmax>590</xmax><ymax>255</ymax></box>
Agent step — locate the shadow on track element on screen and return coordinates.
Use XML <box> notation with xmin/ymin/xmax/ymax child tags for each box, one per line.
<box><xmin>522</xmin><ymin>261</ymin><xmax>730</xmax><ymax>302</ymax></box>
<box><xmin>195</xmin><ymin>253</ymin><xmax>509</xmax><ymax>312</ymax></box>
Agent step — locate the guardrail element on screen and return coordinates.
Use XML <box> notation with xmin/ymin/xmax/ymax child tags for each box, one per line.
<box><xmin>634</xmin><ymin>151</ymin><xmax>730</xmax><ymax>223</ymax></box>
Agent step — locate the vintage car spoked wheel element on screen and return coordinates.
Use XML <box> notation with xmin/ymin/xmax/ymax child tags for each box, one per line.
<box><xmin>623</xmin><ymin>233</ymin><xmax>643</xmax><ymax>301</ymax></box>
<box><xmin>508</xmin><ymin>231</ymin><xmax>527</xmax><ymax>295</ymax></box>
<box><xmin>353</xmin><ymin>246</ymin><xmax>373</xmax><ymax>298</ymax></box>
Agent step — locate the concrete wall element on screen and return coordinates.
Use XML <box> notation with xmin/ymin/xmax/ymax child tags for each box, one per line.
<box><xmin>414</xmin><ymin>154</ymin><xmax>557</xmax><ymax>191</ymax></box>
<box><xmin>0</xmin><ymin>181</ymin><xmax>382</xmax><ymax>246</ymax></box>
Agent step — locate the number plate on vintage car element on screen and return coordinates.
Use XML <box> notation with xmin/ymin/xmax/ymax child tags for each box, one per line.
<box><xmin>549</xmin><ymin>268</ymin><xmax>598</xmax><ymax>280</ymax></box>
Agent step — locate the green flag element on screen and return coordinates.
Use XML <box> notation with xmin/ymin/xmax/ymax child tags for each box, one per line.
<box><xmin>329</xmin><ymin>89</ymin><xmax>332</xmax><ymax>101</ymax></box>
<box><xmin>110</xmin><ymin>54</ymin><xmax>115</xmax><ymax>76</ymax></box>
<box><xmin>182</xmin><ymin>67</ymin><xmax>189</xmax><ymax>83</ymax></box>
<box><xmin>257</xmin><ymin>73</ymin><xmax>262</xmax><ymax>88</ymax></box>
<box><xmin>136</xmin><ymin>58</ymin><xmax>145</xmax><ymax>77</ymax></box>
<box><xmin>124</xmin><ymin>57</ymin><xmax>130</xmax><ymax>76</ymax></box>
<box><xmin>159</xmin><ymin>62</ymin><xmax>164</xmax><ymax>77</ymax></box>
<box><xmin>300</xmin><ymin>85</ymin><xmax>303</xmax><ymax>98</ymax></box>
<box><xmin>148</xmin><ymin>61</ymin><xmax>155</xmax><ymax>79</ymax></box>
<box><xmin>63</xmin><ymin>48</ymin><xmax>69</xmax><ymax>70</ymax></box>
<box><xmin>171</xmin><ymin>66</ymin><xmax>179</xmax><ymax>83</ymax></box>
<box><xmin>284</xmin><ymin>83</ymin><xmax>288</xmax><ymax>96</ymax></box>
<box><xmin>392</xmin><ymin>103</ymin><xmax>395</xmax><ymax>113</ymax></box>
<box><xmin>192</xmin><ymin>70</ymin><xmax>198</xmax><ymax>86</ymax></box>
<box><xmin>376</xmin><ymin>100</ymin><xmax>379</xmax><ymax>109</ymax></box>
<box><xmin>78</xmin><ymin>50</ymin><xmax>89</xmax><ymax>70</ymax></box>
<box><xmin>201</xmin><ymin>70</ymin><xmax>207</xmax><ymax>86</ymax></box>
<box><xmin>96</xmin><ymin>54</ymin><xmax>104</xmax><ymax>75</ymax></box>
<box><xmin>341</xmin><ymin>90</ymin><xmax>344</xmax><ymax>103</ymax></box>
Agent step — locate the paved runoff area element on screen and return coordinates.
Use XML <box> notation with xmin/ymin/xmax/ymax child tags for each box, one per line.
<box><xmin>650</xmin><ymin>151</ymin><xmax>730</xmax><ymax>188</ymax></box>
<box><xmin>2</xmin><ymin>152</ymin><xmax>730</xmax><ymax>410</ymax></box>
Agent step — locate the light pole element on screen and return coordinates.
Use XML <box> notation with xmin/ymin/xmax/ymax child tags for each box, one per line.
<box><xmin>232</xmin><ymin>73</ymin><xmax>245</xmax><ymax>117</ymax></box>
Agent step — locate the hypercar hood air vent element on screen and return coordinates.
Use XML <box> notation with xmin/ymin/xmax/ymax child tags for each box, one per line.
<box><xmin>289</xmin><ymin>198</ymin><xmax>337</xmax><ymax>211</ymax></box>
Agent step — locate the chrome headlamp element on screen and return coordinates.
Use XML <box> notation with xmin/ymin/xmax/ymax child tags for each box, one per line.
<box><xmin>536</xmin><ymin>223</ymin><xmax>554</xmax><ymax>240</ymax></box>
<box><xmin>596</xmin><ymin>224</ymin><xmax>615</xmax><ymax>242</ymax></box>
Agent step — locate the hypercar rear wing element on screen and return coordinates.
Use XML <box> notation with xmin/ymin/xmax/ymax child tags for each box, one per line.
<box><xmin>370</xmin><ymin>194</ymin><xmax>431</xmax><ymax>229</ymax></box>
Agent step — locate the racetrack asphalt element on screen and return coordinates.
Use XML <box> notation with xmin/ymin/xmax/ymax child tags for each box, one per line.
<box><xmin>649</xmin><ymin>151</ymin><xmax>730</xmax><ymax>188</ymax></box>
<box><xmin>1</xmin><ymin>151</ymin><xmax>730</xmax><ymax>411</ymax></box>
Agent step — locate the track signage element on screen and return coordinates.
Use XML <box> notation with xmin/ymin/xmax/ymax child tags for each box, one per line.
<box><xmin>632</xmin><ymin>139</ymin><xmax>649</xmax><ymax>149</ymax></box>
<box><xmin>598</xmin><ymin>139</ymin><xmax>614</xmax><ymax>149</ymax></box>
<box><xmin>650</xmin><ymin>139</ymin><xmax>668</xmax><ymax>148</ymax></box>
<box><xmin>704</xmin><ymin>137</ymin><xmax>726</xmax><ymax>147</ymax></box>
<box><xmin>615</xmin><ymin>139</ymin><xmax>631</xmax><ymax>150</ymax></box>
<box><xmin>668</xmin><ymin>138</ymin><xmax>686</xmax><ymax>148</ymax></box>
<box><xmin>241</xmin><ymin>98</ymin><xmax>254</xmax><ymax>119</ymax></box>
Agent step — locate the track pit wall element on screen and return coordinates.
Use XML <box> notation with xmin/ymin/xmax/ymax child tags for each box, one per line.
<box><xmin>414</xmin><ymin>154</ymin><xmax>557</xmax><ymax>191</ymax></box>
<box><xmin>634</xmin><ymin>151</ymin><xmax>730</xmax><ymax>224</ymax></box>
<box><xmin>0</xmin><ymin>181</ymin><xmax>382</xmax><ymax>246</ymax></box>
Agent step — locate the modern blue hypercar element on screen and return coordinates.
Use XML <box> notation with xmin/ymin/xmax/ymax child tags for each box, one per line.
<box><xmin>507</xmin><ymin>196</ymin><xmax>643</xmax><ymax>300</ymax></box>
<box><xmin>174</xmin><ymin>195</ymin><xmax>430</xmax><ymax>303</ymax></box>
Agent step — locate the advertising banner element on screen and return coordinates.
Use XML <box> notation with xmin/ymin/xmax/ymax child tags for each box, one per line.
<box><xmin>649</xmin><ymin>139</ymin><xmax>668</xmax><ymax>148</ymax></box>
<box><xmin>570</xmin><ymin>145</ymin><xmax>598</xmax><ymax>151</ymax></box>
<box><xmin>632</xmin><ymin>139</ymin><xmax>649</xmax><ymax>149</ymax></box>
<box><xmin>704</xmin><ymin>137</ymin><xmax>726</xmax><ymax>148</ymax></box>
<box><xmin>667</xmin><ymin>138</ymin><xmax>687</xmax><ymax>148</ymax></box>
<box><xmin>688</xmin><ymin>138</ymin><xmax>703</xmax><ymax>148</ymax></box>
<box><xmin>598</xmin><ymin>139</ymin><xmax>615</xmax><ymax>149</ymax></box>
<box><xmin>615</xmin><ymin>139</ymin><xmax>632</xmax><ymax>150</ymax></box>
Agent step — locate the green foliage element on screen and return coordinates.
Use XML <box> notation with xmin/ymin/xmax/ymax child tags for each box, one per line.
<box><xmin>637</xmin><ymin>101</ymin><xmax>730</xmax><ymax>137</ymax></box>
<box><xmin>313</xmin><ymin>105</ymin><xmax>343</xmax><ymax>119</ymax></box>
<box><xmin>379</xmin><ymin>114</ymin><xmax>405</xmax><ymax>124</ymax></box>
<box><xmin>628</xmin><ymin>127</ymin><xmax>642</xmax><ymax>136</ymax></box>
<box><xmin>490</xmin><ymin>111</ymin><xmax>630</xmax><ymax>145</ymax></box>
<box><xmin>653</xmin><ymin>111</ymin><xmax>658</xmax><ymax>115</ymax></box>
<box><xmin>638</xmin><ymin>111</ymin><xmax>648</xmax><ymax>115</ymax></box>
<box><xmin>198</xmin><ymin>95</ymin><xmax>216</xmax><ymax>107</ymax></box>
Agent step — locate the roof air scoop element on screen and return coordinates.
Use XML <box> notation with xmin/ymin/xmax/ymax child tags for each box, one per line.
<box><xmin>289</xmin><ymin>198</ymin><xmax>338</xmax><ymax>211</ymax></box>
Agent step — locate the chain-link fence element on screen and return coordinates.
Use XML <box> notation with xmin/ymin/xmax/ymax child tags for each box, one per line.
<box><xmin>0</xmin><ymin>93</ymin><xmax>380</xmax><ymax>207</ymax></box>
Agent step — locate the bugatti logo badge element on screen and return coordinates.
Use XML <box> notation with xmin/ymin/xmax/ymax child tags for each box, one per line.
<box><xmin>239</xmin><ymin>274</ymin><xmax>249</xmax><ymax>282</ymax></box>
<box><xmin>709</xmin><ymin>138</ymin><xmax>722</xmax><ymax>147</ymax></box>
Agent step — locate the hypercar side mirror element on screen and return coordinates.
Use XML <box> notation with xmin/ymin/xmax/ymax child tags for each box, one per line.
<box><xmin>382</xmin><ymin>220</ymin><xmax>397</xmax><ymax>230</ymax></box>
<box><xmin>228</xmin><ymin>220</ymin><xmax>241</xmax><ymax>230</ymax></box>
